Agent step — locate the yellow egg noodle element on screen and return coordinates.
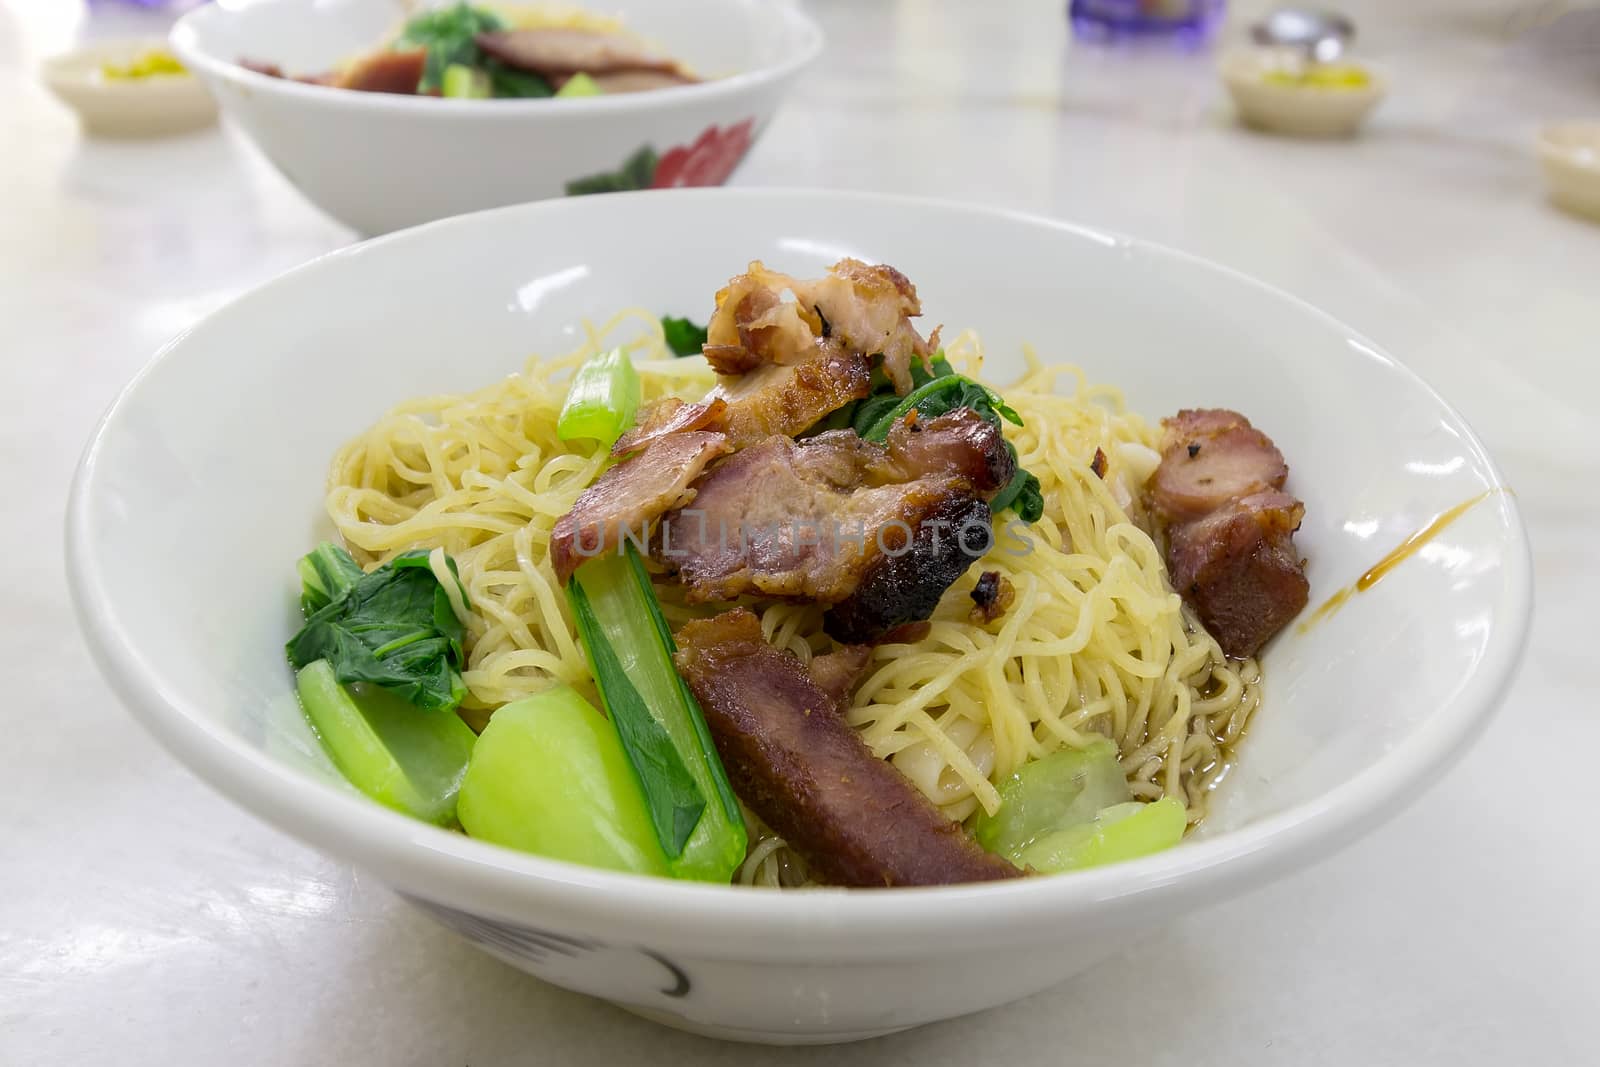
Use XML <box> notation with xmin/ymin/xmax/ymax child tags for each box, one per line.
<box><xmin>325</xmin><ymin>311</ymin><xmax>1260</xmax><ymax>888</ymax></box>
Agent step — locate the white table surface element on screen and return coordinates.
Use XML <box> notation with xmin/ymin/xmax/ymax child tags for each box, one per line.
<box><xmin>4</xmin><ymin>0</ymin><xmax>1596</xmax><ymax>1062</ymax></box>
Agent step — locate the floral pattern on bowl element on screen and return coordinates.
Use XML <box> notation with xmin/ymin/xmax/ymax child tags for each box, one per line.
<box><xmin>566</xmin><ymin>118</ymin><xmax>755</xmax><ymax>196</ymax></box>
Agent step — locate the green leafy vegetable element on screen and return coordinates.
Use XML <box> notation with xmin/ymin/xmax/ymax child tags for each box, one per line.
<box><xmin>973</xmin><ymin>740</ymin><xmax>1131</xmax><ymax>858</ymax></box>
<box><xmin>860</xmin><ymin>374</ymin><xmax>1021</xmax><ymax>442</ymax></box>
<box><xmin>1012</xmin><ymin>796</ymin><xmax>1188</xmax><ymax>873</ymax></box>
<box><xmin>295</xmin><ymin>659</ymin><xmax>477</xmax><ymax>825</ymax></box>
<box><xmin>911</xmin><ymin>353</ymin><xmax>955</xmax><ymax>387</ymax></box>
<box><xmin>456</xmin><ymin>686</ymin><xmax>671</xmax><ymax>875</ymax></box>
<box><xmin>557</xmin><ymin>346</ymin><xmax>641</xmax><ymax>446</ymax></box>
<box><xmin>661</xmin><ymin>315</ymin><xmax>709</xmax><ymax>357</ymax></box>
<box><xmin>991</xmin><ymin>468</ymin><xmax>1044</xmax><ymax>523</ymax></box>
<box><xmin>391</xmin><ymin>3</ymin><xmax>553</xmax><ymax>97</ymax></box>
<box><xmin>846</xmin><ymin>393</ymin><xmax>901</xmax><ymax>439</ymax></box>
<box><xmin>441</xmin><ymin>62</ymin><xmax>491</xmax><ymax>98</ymax></box>
<box><xmin>973</xmin><ymin>739</ymin><xmax>1186</xmax><ymax>873</ymax></box>
<box><xmin>851</xmin><ymin>356</ymin><xmax>1044</xmax><ymax>522</ymax></box>
<box><xmin>568</xmin><ymin>576</ymin><xmax>703</xmax><ymax>857</ymax></box>
<box><xmin>286</xmin><ymin>544</ymin><xmax>469</xmax><ymax>712</ymax></box>
<box><xmin>567</xmin><ymin>547</ymin><xmax>747</xmax><ymax>881</ymax></box>
<box><xmin>394</xmin><ymin>2</ymin><xmax>504</xmax><ymax>94</ymax></box>
<box><xmin>297</xmin><ymin>541</ymin><xmax>365</xmax><ymax>615</ymax></box>
<box><xmin>555</xmin><ymin>71</ymin><xmax>601</xmax><ymax>98</ymax></box>
<box><xmin>485</xmin><ymin>60</ymin><xmax>552</xmax><ymax>98</ymax></box>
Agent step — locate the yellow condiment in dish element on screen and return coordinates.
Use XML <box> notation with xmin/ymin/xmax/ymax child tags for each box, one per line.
<box><xmin>1261</xmin><ymin>63</ymin><xmax>1373</xmax><ymax>90</ymax></box>
<box><xmin>100</xmin><ymin>49</ymin><xmax>189</xmax><ymax>82</ymax></box>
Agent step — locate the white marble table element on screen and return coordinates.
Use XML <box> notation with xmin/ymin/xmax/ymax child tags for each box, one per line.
<box><xmin>3</xmin><ymin>1</ymin><xmax>1596</xmax><ymax>1062</ymax></box>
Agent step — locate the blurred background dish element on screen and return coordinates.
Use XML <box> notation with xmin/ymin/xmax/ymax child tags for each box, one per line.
<box><xmin>1537</xmin><ymin>121</ymin><xmax>1600</xmax><ymax>223</ymax></box>
<box><xmin>1219</xmin><ymin>44</ymin><xmax>1385</xmax><ymax>137</ymax></box>
<box><xmin>42</xmin><ymin>36</ymin><xmax>216</xmax><ymax>137</ymax></box>
<box><xmin>169</xmin><ymin>0</ymin><xmax>823</xmax><ymax>234</ymax></box>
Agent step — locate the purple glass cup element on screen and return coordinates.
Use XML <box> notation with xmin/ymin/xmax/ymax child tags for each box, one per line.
<box><xmin>1069</xmin><ymin>0</ymin><xmax>1227</xmax><ymax>45</ymax></box>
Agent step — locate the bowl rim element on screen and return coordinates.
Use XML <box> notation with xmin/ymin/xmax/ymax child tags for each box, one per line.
<box><xmin>65</xmin><ymin>188</ymin><xmax>1533</xmax><ymax>954</ymax></box>
<box><xmin>169</xmin><ymin>0</ymin><xmax>824</xmax><ymax>118</ymax></box>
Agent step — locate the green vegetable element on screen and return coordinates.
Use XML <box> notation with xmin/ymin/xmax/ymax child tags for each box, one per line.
<box><xmin>845</xmin><ymin>393</ymin><xmax>901</xmax><ymax>438</ymax></box>
<box><xmin>555</xmin><ymin>72</ymin><xmax>602</xmax><ymax>98</ymax></box>
<box><xmin>854</xmin><ymin>357</ymin><xmax>1044</xmax><ymax>523</ymax></box>
<box><xmin>860</xmin><ymin>374</ymin><xmax>1022</xmax><ymax>443</ymax></box>
<box><xmin>296</xmin><ymin>541</ymin><xmax>366</xmax><ymax>615</ymax></box>
<box><xmin>911</xmin><ymin>353</ymin><xmax>955</xmax><ymax>387</ymax></box>
<box><xmin>456</xmin><ymin>686</ymin><xmax>671</xmax><ymax>876</ymax></box>
<box><xmin>286</xmin><ymin>544</ymin><xmax>469</xmax><ymax>712</ymax></box>
<box><xmin>394</xmin><ymin>2</ymin><xmax>505</xmax><ymax>94</ymax></box>
<box><xmin>295</xmin><ymin>659</ymin><xmax>476</xmax><ymax>825</ymax></box>
<box><xmin>1012</xmin><ymin>796</ymin><xmax>1188</xmax><ymax>873</ymax></box>
<box><xmin>441</xmin><ymin>62</ymin><xmax>491</xmax><ymax>99</ymax></box>
<box><xmin>661</xmin><ymin>315</ymin><xmax>709</xmax><ymax>357</ymax></box>
<box><xmin>395</xmin><ymin>2</ymin><xmax>553</xmax><ymax>98</ymax></box>
<box><xmin>991</xmin><ymin>467</ymin><xmax>1044</xmax><ymax>522</ymax></box>
<box><xmin>973</xmin><ymin>740</ymin><xmax>1131</xmax><ymax>857</ymax></box>
<box><xmin>567</xmin><ymin>547</ymin><xmax>747</xmax><ymax>881</ymax></box>
<box><xmin>485</xmin><ymin>60</ymin><xmax>553</xmax><ymax>98</ymax></box>
<box><xmin>846</xmin><ymin>353</ymin><xmax>951</xmax><ymax>430</ymax></box>
<box><xmin>557</xmin><ymin>346</ymin><xmax>641</xmax><ymax>446</ymax></box>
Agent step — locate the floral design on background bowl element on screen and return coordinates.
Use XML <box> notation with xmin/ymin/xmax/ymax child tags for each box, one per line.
<box><xmin>170</xmin><ymin>0</ymin><xmax>820</xmax><ymax>234</ymax></box>
<box><xmin>566</xmin><ymin>118</ymin><xmax>755</xmax><ymax>195</ymax></box>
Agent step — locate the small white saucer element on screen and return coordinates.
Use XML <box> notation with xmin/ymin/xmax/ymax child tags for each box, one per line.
<box><xmin>1537</xmin><ymin>121</ymin><xmax>1600</xmax><ymax>223</ymax></box>
<box><xmin>42</xmin><ymin>38</ymin><xmax>218</xmax><ymax>139</ymax></box>
<box><xmin>1219</xmin><ymin>47</ymin><xmax>1386</xmax><ymax>139</ymax></box>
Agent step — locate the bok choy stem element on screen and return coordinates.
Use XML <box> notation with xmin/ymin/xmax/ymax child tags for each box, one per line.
<box><xmin>557</xmin><ymin>346</ymin><xmax>640</xmax><ymax>447</ymax></box>
<box><xmin>567</xmin><ymin>546</ymin><xmax>746</xmax><ymax>882</ymax></box>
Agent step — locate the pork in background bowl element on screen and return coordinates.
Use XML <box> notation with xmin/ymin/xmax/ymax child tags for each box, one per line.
<box><xmin>170</xmin><ymin>0</ymin><xmax>822</xmax><ymax>234</ymax></box>
<box><xmin>66</xmin><ymin>190</ymin><xmax>1531</xmax><ymax>1044</ymax></box>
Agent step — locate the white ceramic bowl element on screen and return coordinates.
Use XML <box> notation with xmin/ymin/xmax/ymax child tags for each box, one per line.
<box><xmin>1220</xmin><ymin>47</ymin><xmax>1386</xmax><ymax>138</ymax></box>
<box><xmin>1537</xmin><ymin>121</ymin><xmax>1600</xmax><ymax>223</ymax></box>
<box><xmin>67</xmin><ymin>190</ymin><xmax>1532</xmax><ymax>1044</ymax></box>
<box><xmin>42</xmin><ymin>38</ymin><xmax>218</xmax><ymax>138</ymax></box>
<box><xmin>170</xmin><ymin>0</ymin><xmax>821</xmax><ymax>234</ymax></box>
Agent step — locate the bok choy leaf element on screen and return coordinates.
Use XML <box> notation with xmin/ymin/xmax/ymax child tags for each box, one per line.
<box><xmin>857</xmin><ymin>358</ymin><xmax>1044</xmax><ymax>523</ymax></box>
<box><xmin>660</xmin><ymin>315</ymin><xmax>709</xmax><ymax>357</ymax></box>
<box><xmin>286</xmin><ymin>544</ymin><xmax>470</xmax><ymax>712</ymax></box>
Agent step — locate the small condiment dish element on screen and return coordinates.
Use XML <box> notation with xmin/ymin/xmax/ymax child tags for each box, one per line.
<box><xmin>1219</xmin><ymin>46</ymin><xmax>1385</xmax><ymax>138</ymax></box>
<box><xmin>1537</xmin><ymin>121</ymin><xmax>1600</xmax><ymax>223</ymax></box>
<box><xmin>42</xmin><ymin>38</ymin><xmax>217</xmax><ymax>138</ymax></box>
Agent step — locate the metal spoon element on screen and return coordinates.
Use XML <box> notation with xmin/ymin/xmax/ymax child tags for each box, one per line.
<box><xmin>1251</xmin><ymin>8</ymin><xmax>1356</xmax><ymax>64</ymax></box>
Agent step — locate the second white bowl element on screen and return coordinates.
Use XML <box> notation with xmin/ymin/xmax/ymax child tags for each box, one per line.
<box><xmin>171</xmin><ymin>0</ymin><xmax>822</xmax><ymax>234</ymax></box>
